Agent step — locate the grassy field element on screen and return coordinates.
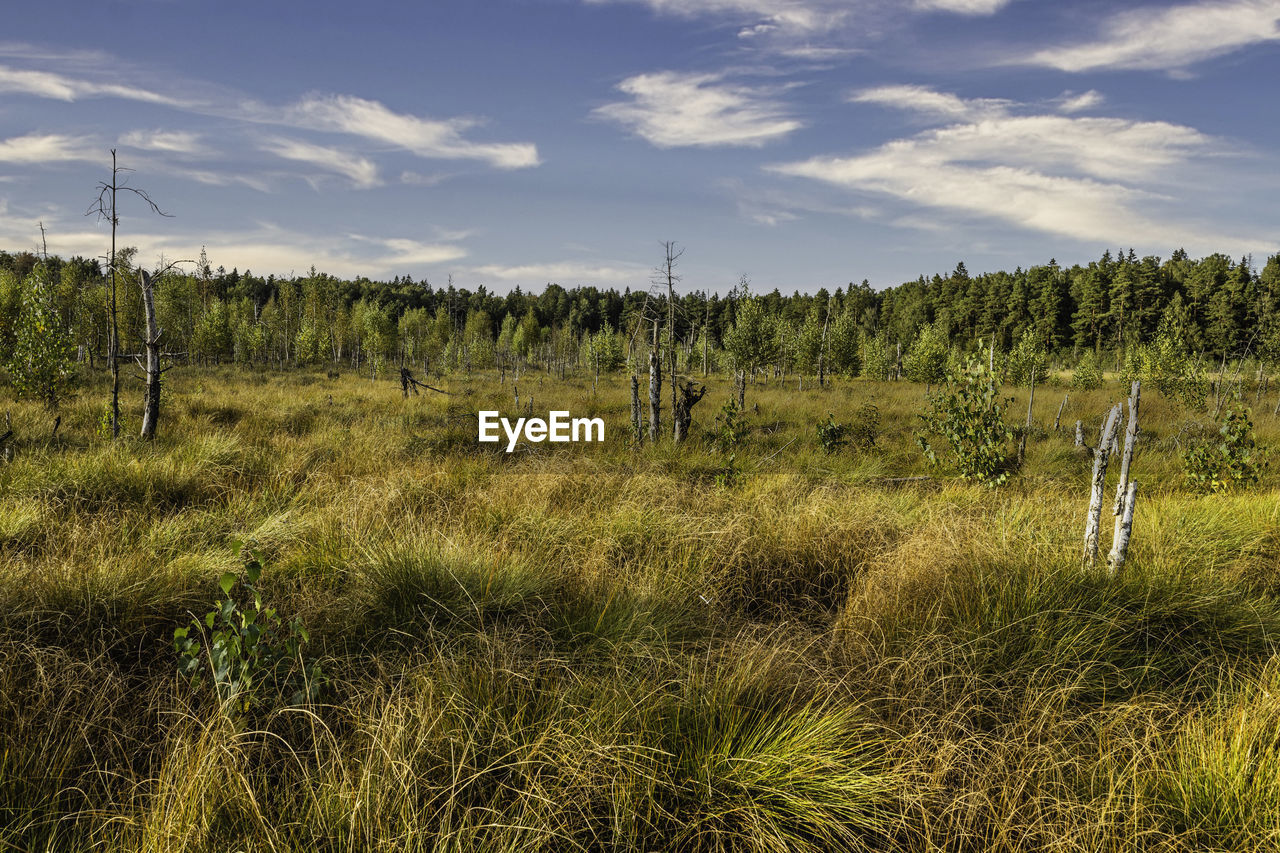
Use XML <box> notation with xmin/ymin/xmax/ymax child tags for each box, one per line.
<box><xmin>2</xmin><ymin>365</ymin><xmax>1279</xmax><ymax>851</ymax></box>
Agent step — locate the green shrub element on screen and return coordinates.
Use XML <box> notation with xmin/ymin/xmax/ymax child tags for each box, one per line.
<box><xmin>816</xmin><ymin>412</ymin><xmax>849</xmax><ymax>454</ymax></box>
<box><xmin>1182</xmin><ymin>401</ymin><xmax>1265</xmax><ymax>493</ymax></box>
<box><xmin>916</xmin><ymin>355</ymin><xmax>1015</xmax><ymax>485</ymax></box>
<box><xmin>174</xmin><ymin>543</ymin><xmax>322</xmax><ymax>717</ymax></box>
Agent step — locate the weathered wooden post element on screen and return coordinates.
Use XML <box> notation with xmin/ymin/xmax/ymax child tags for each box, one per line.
<box><xmin>1075</xmin><ymin>420</ymin><xmax>1084</xmax><ymax>447</ymax></box>
<box><xmin>1054</xmin><ymin>393</ymin><xmax>1068</xmax><ymax>432</ymax></box>
<box><xmin>1083</xmin><ymin>404</ymin><xmax>1122</xmax><ymax>568</ymax></box>
<box><xmin>1107</xmin><ymin>381</ymin><xmax>1141</xmax><ymax>574</ymax></box>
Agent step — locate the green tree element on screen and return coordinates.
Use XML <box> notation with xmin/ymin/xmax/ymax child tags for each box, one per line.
<box><xmin>6</xmin><ymin>263</ymin><xmax>75</xmax><ymax>414</ymax></box>
<box><xmin>722</xmin><ymin>289</ymin><xmax>778</xmax><ymax>389</ymax></box>
<box><xmin>902</xmin><ymin>321</ymin><xmax>949</xmax><ymax>387</ymax></box>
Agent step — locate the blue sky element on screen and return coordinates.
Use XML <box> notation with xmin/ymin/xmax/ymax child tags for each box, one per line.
<box><xmin>2</xmin><ymin>0</ymin><xmax>1278</xmax><ymax>293</ymax></box>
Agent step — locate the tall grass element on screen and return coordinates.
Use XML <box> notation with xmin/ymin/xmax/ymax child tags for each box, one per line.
<box><xmin>0</xmin><ymin>364</ymin><xmax>1277</xmax><ymax>850</ymax></box>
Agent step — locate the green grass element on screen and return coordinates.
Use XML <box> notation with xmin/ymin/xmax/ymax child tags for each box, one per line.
<box><xmin>0</xmin><ymin>363</ymin><xmax>1278</xmax><ymax>851</ymax></box>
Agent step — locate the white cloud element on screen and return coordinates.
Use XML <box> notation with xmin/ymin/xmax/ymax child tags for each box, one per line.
<box><xmin>347</xmin><ymin>234</ymin><xmax>468</xmax><ymax>266</ymax></box>
<box><xmin>261</xmin><ymin>137</ymin><xmax>381</xmax><ymax>189</ymax></box>
<box><xmin>1026</xmin><ymin>0</ymin><xmax>1280</xmax><ymax>72</ymax></box>
<box><xmin>463</xmin><ymin>260</ymin><xmax>647</xmax><ymax>284</ymax></box>
<box><xmin>913</xmin><ymin>0</ymin><xmax>1014</xmax><ymax>14</ymax></box>
<box><xmin>769</xmin><ymin>91</ymin><xmax>1254</xmax><ymax>249</ymax></box>
<box><xmin>0</xmin><ymin>133</ymin><xmax>98</xmax><ymax>164</ymax></box>
<box><xmin>0</xmin><ymin>63</ymin><xmax>183</xmax><ymax>105</ymax></box>
<box><xmin>119</xmin><ymin>129</ymin><xmax>209</xmax><ymax>155</ymax></box>
<box><xmin>851</xmin><ymin>85</ymin><xmax>1011</xmax><ymax>120</ymax></box>
<box><xmin>586</xmin><ymin>0</ymin><xmax>850</xmax><ymax>34</ymax></box>
<box><xmin>594</xmin><ymin>71</ymin><xmax>802</xmax><ymax>148</ymax></box>
<box><xmin>1056</xmin><ymin>90</ymin><xmax>1105</xmax><ymax>113</ymax></box>
<box><xmin>287</xmin><ymin>94</ymin><xmax>539</xmax><ymax>170</ymax></box>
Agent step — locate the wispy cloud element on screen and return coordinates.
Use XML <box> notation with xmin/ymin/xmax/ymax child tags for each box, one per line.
<box><xmin>260</xmin><ymin>137</ymin><xmax>381</xmax><ymax>189</ymax></box>
<box><xmin>1026</xmin><ymin>0</ymin><xmax>1280</xmax><ymax>72</ymax></box>
<box><xmin>912</xmin><ymin>0</ymin><xmax>1014</xmax><ymax>14</ymax></box>
<box><xmin>119</xmin><ymin>129</ymin><xmax>209</xmax><ymax>156</ymax></box>
<box><xmin>1055</xmin><ymin>90</ymin><xmax>1105</xmax><ymax>113</ymax></box>
<box><xmin>850</xmin><ymin>84</ymin><xmax>1011</xmax><ymax>121</ymax></box>
<box><xmin>286</xmin><ymin>94</ymin><xmax>540</xmax><ymax>170</ymax></box>
<box><xmin>462</xmin><ymin>260</ymin><xmax>647</xmax><ymax>284</ymax></box>
<box><xmin>0</xmin><ymin>63</ymin><xmax>185</xmax><ymax>105</ymax></box>
<box><xmin>594</xmin><ymin>71</ymin><xmax>803</xmax><ymax>147</ymax></box>
<box><xmin>770</xmin><ymin>87</ymin><xmax>1255</xmax><ymax>249</ymax></box>
<box><xmin>0</xmin><ymin>133</ymin><xmax>98</xmax><ymax>164</ymax></box>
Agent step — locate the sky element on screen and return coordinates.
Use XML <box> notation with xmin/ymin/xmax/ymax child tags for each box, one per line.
<box><xmin>1</xmin><ymin>0</ymin><xmax>1279</xmax><ymax>294</ymax></box>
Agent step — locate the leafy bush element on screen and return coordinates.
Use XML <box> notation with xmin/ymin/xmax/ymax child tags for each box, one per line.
<box><xmin>1182</xmin><ymin>401</ymin><xmax>1265</xmax><ymax>493</ymax></box>
<box><xmin>1071</xmin><ymin>350</ymin><xmax>1104</xmax><ymax>390</ymax></box>
<box><xmin>174</xmin><ymin>544</ymin><xmax>322</xmax><ymax>716</ymax></box>
<box><xmin>816</xmin><ymin>413</ymin><xmax>849</xmax><ymax>454</ymax></box>
<box><xmin>916</xmin><ymin>356</ymin><xmax>1015</xmax><ymax>485</ymax></box>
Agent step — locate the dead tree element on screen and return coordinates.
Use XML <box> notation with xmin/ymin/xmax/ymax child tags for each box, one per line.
<box><xmin>1083</xmin><ymin>404</ymin><xmax>1122</xmax><ymax>568</ymax></box>
<box><xmin>1017</xmin><ymin>365</ymin><xmax>1036</xmax><ymax>465</ymax></box>
<box><xmin>139</xmin><ymin>269</ymin><xmax>162</xmax><ymax>439</ymax></box>
<box><xmin>1107</xmin><ymin>381</ymin><xmax>1141</xmax><ymax>574</ymax></box>
<box><xmin>655</xmin><ymin>241</ymin><xmax>683</xmax><ymax>439</ymax></box>
<box><xmin>399</xmin><ymin>367</ymin><xmax>450</xmax><ymax>397</ymax></box>
<box><xmin>817</xmin><ymin>294</ymin><xmax>831</xmax><ymax>388</ymax></box>
<box><xmin>630</xmin><ymin>375</ymin><xmax>643</xmax><ymax>444</ymax></box>
<box><xmin>1075</xmin><ymin>420</ymin><xmax>1084</xmax><ymax>448</ymax></box>
<box><xmin>648</xmin><ymin>320</ymin><xmax>661</xmax><ymax>442</ymax></box>
<box><xmin>88</xmin><ymin>150</ymin><xmax>169</xmax><ymax>438</ymax></box>
<box><xmin>1054</xmin><ymin>393</ymin><xmax>1068</xmax><ymax>432</ymax></box>
<box><xmin>673</xmin><ymin>380</ymin><xmax>706</xmax><ymax>444</ymax></box>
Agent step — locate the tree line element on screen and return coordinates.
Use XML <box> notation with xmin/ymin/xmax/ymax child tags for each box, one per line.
<box><xmin>3</xmin><ymin>245</ymin><xmax>1279</xmax><ymax>392</ymax></box>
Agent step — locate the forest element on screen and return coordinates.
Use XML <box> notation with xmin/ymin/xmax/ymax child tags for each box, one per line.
<box><xmin>4</xmin><ymin>245</ymin><xmax>1277</xmax><ymax>389</ymax></box>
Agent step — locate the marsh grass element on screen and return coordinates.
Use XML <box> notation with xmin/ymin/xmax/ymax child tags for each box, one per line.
<box><xmin>0</xmin><ymin>365</ymin><xmax>1278</xmax><ymax>850</ymax></box>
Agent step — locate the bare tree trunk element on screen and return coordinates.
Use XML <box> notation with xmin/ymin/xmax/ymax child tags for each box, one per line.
<box><xmin>702</xmin><ymin>301</ymin><xmax>710</xmax><ymax>378</ymax></box>
<box><xmin>735</xmin><ymin>369</ymin><xmax>745</xmax><ymax>410</ymax></box>
<box><xmin>818</xmin><ymin>296</ymin><xmax>831</xmax><ymax>388</ymax></box>
<box><xmin>1084</xmin><ymin>404</ymin><xmax>1123</xmax><ymax>568</ymax></box>
<box><xmin>1018</xmin><ymin>365</ymin><xmax>1036</xmax><ymax>464</ymax></box>
<box><xmin>139</xmin><ymin>269</ymin><xmax>162</xmax><ymax>439</ymax></box>
<box><xmin>1075</xmin><ymin>420</ymin><xmax>1084</xmax><ymax>447</ymax></box>
<box><xmin>1107</xmin><ymin>482</ymin><xmax>1138</xmax><ymax>574</ymax></box>
<box><xmin>631</xmin><ymin>375</ymin><xmax>642</xmax><ymax>444</ymax></box>
<box><xmin>649</xmin><ymin>321</ymin><xmax>661</xmax><ymax>442</ymax></box>
<box><xmin>1107</xmin><ymin>381</ymin><xmax>1141</xmax><ymax>574</ymax></box>
<box><xmin>1054</xmin><ymin>393</ymin><xmax>1068</xmax><ymax>432</ymax></box>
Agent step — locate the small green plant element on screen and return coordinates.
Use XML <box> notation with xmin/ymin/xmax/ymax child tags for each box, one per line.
<box><xmin>95</xmin><ymin>402</ymin><xmax>124</xmax><ymax>439</ymax></box>
<box><xmin>816</xmin><ymin>412</ymin><xmax>849</xmax><ymax>454</ymax></box>
<box><xmin>714</xmin><ymin>397</ymin><xmax>743</xmax><ymax>487</ymax></box>
<box><xmin>1182</xmin><ymin>401</ymin><xmax>1265</xmax><ymax>493</ymax></box>
<box><xmin>174</xmin><ymin>543</ymin><xmax>322</xmax><ymax>716</ymax></box>
<box><xmin>916</xmin><ymin>354</ymin><xmax>1015</xmax><ymax>486</ymax></box>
